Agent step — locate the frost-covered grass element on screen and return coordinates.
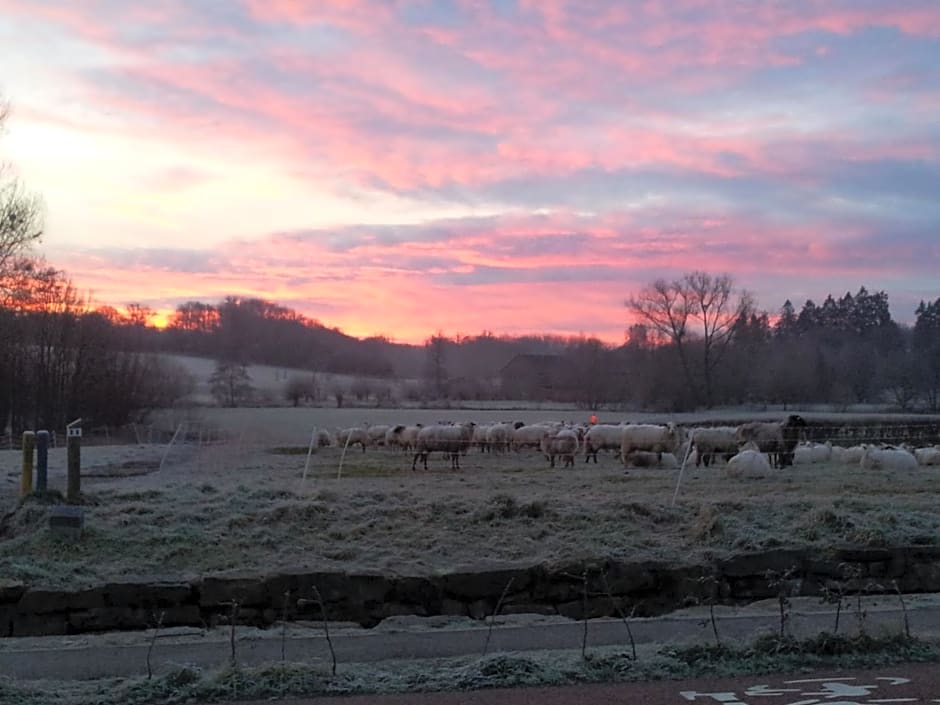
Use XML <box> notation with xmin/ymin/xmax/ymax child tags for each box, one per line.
<box><xmin>2</xmin><ymin>427</ymin><xmax>940</xmax><ymax>587</ymax></box>
<box><xmin>1</xmin><ymin>634</ymin><xmax>938</xmax><ymax>705</ymax></box>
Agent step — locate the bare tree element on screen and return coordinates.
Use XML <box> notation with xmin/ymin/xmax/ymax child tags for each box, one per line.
<box><xmin>284</xmin><ymin>374</ymin><xmax>317</xmax><ymax>407</ymax></box>
<box><xmin>626</xmin><ymin>271</ymin><xmax>752</xmax><ymax>407</ymax></box>
<box><xmin>209</xmin><ymin>360</ymin><xmax>254</xmax><ymax>407</ymax></box>
<box><xmin>0</xmin><ymin>97</ymin><xmax>44</xmax><ymax>282</ymax></box>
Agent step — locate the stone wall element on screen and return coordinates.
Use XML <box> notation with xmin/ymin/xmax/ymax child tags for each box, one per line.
<box><xmin>2</xmin><ymin>546</ymin><xmax>939</xmax><ymax>637</ymax></box>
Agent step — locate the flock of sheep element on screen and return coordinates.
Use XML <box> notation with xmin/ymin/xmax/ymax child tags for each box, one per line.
<box><xmin>312</xmin><ymin>415</ymin><xmax>940</xmax><ymax>474</ymax></box>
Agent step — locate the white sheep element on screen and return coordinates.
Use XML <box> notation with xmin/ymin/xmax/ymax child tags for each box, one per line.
<box><xmin>412</xmin><ymin>422</ymin><xmax>476</xmax><ymax>471</ymax></box>
<box><xmin>689</xmin><ymin>426</ymin><xmax>738</xmax><ymax>467</ymax></box>
<box><xmin>620</xmin><ymin>423</ymin><xmax>683</xmax><ymax>467</ymax></box>
<box><xmin>830</xmin><ymin>444</ymin><xmax>865</xmax><ymax>465</ymax></box>
<box><xmin>313</xmin><ymin>428</ymin><xmax>335</xmax><ymax>448</ymax></box>
<box><xmin>472</xmin><ymin>423</ymin><xmax>493</xmax><ymax>452</ymax></box>
<box><xmin>583</xmin><ymin>424</ymin><xmax>624</xmax><ymax>463</ymax></box>
<box><xmin>793</xmin><ymin>441</ymin><xmax>832</xmax><ymax>465</ymax></box>
<box><xmin>512</xmin><ymin>424</ymin><xmax>555</xmax><ymax>452</ymax></box>
<box><xmin>384</xmin><ymin>425</ymin><xmax>408</xmax><ymax>451</ymax></box>
<box><xmin>398</xmin><ymin>425</ymin><xmax>423</xmax><ymax>453</ymax></box>
<box><xmin>727</xmin><ymin>449</ymin><xmax>772</xmax><ymax>476</ymax></box>
<box><xmin>914</xmin><ymin>446</ymin><xmax>940</xmax><ymax>466</ymax></box>
<box><xmin>336</xmin><ymin>427</ymin><xmax>369</xmax><ymax>452</ymax></box>
<box><xmin>541</xmin><ymin>428</ymin><xmax>580</xmax><ymax>468</ymax></box>
<box><xmin>485</xmin><ymin>422</ymin><xmax>519</xmax><ymax>454</ymax></box>
<box><xmin>860</xmin><ymin>446</ymin><xmax>918</xmax><ymax>471</ymax></box>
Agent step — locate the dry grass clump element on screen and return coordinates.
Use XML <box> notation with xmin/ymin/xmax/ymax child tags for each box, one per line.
<box><xmin>688</xmin><ymin>503</ymin><xmax>723</xmax><ymax>541</ymax></box>
<box><xmin>474</xmin><ymin>494</ymin><xmax>550</xmax><ymax>522</ymax></box>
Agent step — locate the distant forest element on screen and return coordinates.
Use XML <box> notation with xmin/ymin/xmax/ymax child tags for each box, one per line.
<box><xmin>2</xmin><ymin>262</ymin><xmax>940</xmax><ymax>435</ymax></box>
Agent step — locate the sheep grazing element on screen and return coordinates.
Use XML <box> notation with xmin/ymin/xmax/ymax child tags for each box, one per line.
<box><xmin>793</xmin><ymin>441</ymin><xmax>832</xmax><ymax>465</ymax></box>
<box><xmin>336</xmin><ymin>426</ymin><xmax>369</xmax><ymax>453</ymax></box>
<box><xmin>412</xmin><ymin>422</ymin><xmax>476</xmax><ymax>471</ymax></box>
<box><xmin>914</xmin><ymin>446</ymin><xmax>940</xmax><ymax>466</ymax></box>
<box><xmin>734</xmin><ymin>414</ymin><xmax>807</xmax><ymax>468</ymax></box>
<box><xmin>303</xmin><ymin>427</ymin><xmax>335</xmax><ymax>450</ymax></box>
<box><xmin>583</xmin><ymin>424</ymin><xmax>624</xmax><ymax>464</ymax></box>
<box><xmin>620</xmin><ymin>423</ymin><xmax>683</xmax><ymax>468</ymax></box>
<box><xmin>727</xmin><ymin>449</ymin><xmax>772</xmax><ymax>476</ymax></box>
<box><xmin>312</xmin><ymin>428</ymin><xmax>335</xmax><ymax>448</ymax></box>
<box><xmin>541</xmin><ymin>428</ymin><xmax>580</xmax><ymax>468</ymax></box>
<box><xmin>689</xmin><ymin>426</ymin><xmax>738</xmax><ymax>467</ymax></box>
<box><xmin>861</xmin><ymin>445</ymin><xmax>918</xmax><ymax>471</ymax></box>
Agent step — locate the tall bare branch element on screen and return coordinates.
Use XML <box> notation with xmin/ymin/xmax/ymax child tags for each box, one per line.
<box><xmin>626</xmin><ymin>271</ymin><xmax>752</xmax><ymax>406</ymax></box>
<box><xmin>0</xmin><ymin>97</ymin><xmax>44</xmax><ymax>279</ymax></box>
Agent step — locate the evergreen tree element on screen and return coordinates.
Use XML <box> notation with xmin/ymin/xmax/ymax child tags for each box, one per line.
<box><xmin>796</xmin><ymin>299</ymin><xmax>819</xmax><ymax>333</ymax></box>
<box><xmin>774</xmin><ymin>300</ymin><xmax>798</xmax><ymax>339</ymax></box>
<box><xmin>913</xmin><ymin>298</ymin><xmax>940</xmax><ymax>410</ymax></box>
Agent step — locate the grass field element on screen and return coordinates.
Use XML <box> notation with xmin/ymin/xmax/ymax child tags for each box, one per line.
<box><xmin>2</xmin><ymin>406</ymin><xmax>939</xmax><ymax>588</ymax></box>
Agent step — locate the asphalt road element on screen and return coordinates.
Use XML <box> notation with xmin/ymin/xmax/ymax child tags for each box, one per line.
<box><xmin>240</xmin><ymin>662</ymin><xmax>940</xmax><ymax>704</ymax></box>
<box><xmin>5</xmin><ymin>599</ymin><xmax>940</xmax><ymax>681</ymax></box>
<box><xmin>4</xmin><ymin>598</ymin><xmax>940</xmax><ymax>681</ymax></box>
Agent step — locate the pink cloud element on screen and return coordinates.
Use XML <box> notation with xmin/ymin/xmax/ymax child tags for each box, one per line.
<box><xmin>8</xmin><ymin>0</ymin><xmax>937</xmax><ymax>197</ymax></box>
<box><xmin>5</xmin><ymin>0</ymin><xmax>937</xmax><ymax>341</ymax></box>
<box><xmin>46</xmin><ymin>208</ymin><xmax>934</xmax><ymax>345</ymax></box>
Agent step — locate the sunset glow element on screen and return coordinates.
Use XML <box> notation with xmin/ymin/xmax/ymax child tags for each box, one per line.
<box><xmin>2</xmin><ymin>1</ymin><xmax>938</xmax><ymax>343</ymax></box>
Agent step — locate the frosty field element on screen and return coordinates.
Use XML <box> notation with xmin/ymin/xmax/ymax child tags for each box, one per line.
<box><xmin>2</xmin><ymin>408</ymin><xmax>939</xmax><ymax>589</ymax></box>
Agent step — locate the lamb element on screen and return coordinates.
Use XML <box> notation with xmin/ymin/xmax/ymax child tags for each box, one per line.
<box><xmin>412</xmin><ymin>422</ymin><xmax>476</xmax><ymax>471</ymax></box>
<box><xmin>734</xmin><ymin>414</ymin><xmax>807</xmax><ymax>468</ymax></box>
<box><xmin>689</xmin><ymin>426</ymin><xmax>738</xmax><ymax>467</ymax></box>
<box><xmin>541</xmin><ymin>428</ymin><xmax>580</xmax><ymax>468</ymax></box>
<box><xmin>336</xmin><ymin>426</ymin><xmax>369</xmax><ymax>452</ymax></box>
<box><xmin>620</xmin><ymin>423</ymin><xmax>683</xmax><ymax>468</ymax></box>
<box><xmin>914</xmin><ymin>446</ymin><xmax>940</xmax><ymax>466</ymax></box>
<box><xmin>583</xmin><ymin>424</ymin><xmax>624</xmax><ymax>463</ymax></box>
<box><xmin>727</xmin><ymin>448</ymin><xmax>772</xmax><ymax>476</ymax></box>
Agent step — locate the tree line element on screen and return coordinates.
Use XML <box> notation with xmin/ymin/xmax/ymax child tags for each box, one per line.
<box><xmin>621</xmin><ymin>272</ymin><xmax>939</xmax><ymax>412</ymax></box>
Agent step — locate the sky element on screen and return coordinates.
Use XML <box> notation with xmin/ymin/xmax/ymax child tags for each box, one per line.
<box><xmin>1</xmin><ymin>0</ymin><xmax>938</xmax><ymax>344</ymax></box>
